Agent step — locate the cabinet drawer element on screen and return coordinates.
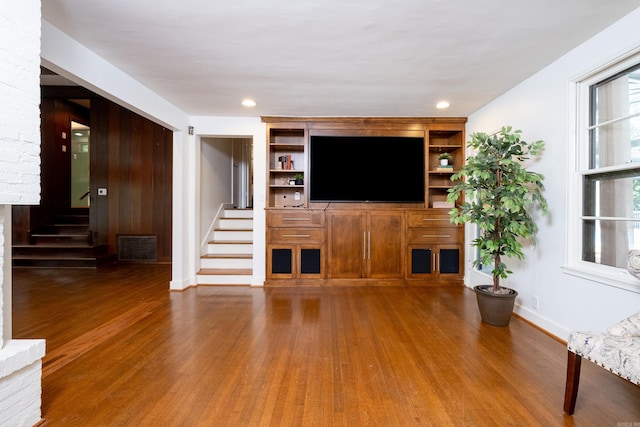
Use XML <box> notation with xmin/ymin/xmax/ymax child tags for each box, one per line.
<box><xmin>407</xmin><ymin>227</ymin><xmax>461</xmax><ymax>244</ymax></box>
<box><xmin>268</xmin><ymin>211</ymin><xmax>325</xmax><ymax>227</ymax></box>
<box><xmin>407</xmin><ymin>211</ymin><xmax>456</xmax><ymax>228</ymax></box>
<box><xmin>269</xmin><ymin>228</ymin><xmax>325</xmax><ymax>244</ymax></box>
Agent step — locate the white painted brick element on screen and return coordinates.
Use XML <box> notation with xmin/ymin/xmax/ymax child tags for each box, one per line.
<box><xmin>0</xmin><ymin>361</ymin><xmax>42</xmax><ymax>427</ymax></box>
<box><xmin>0</xmin><ymin>2</ymin><xmax>44</xmax><ymax>424</ymax></box>
<box><xmin>0</xmin><ymin>0</ymin><xmax>41</xmax><ymax>206</ymax></box>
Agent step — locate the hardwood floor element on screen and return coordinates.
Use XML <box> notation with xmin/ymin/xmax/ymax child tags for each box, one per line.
<box><xmin>12</xmin><ymin>264</ymin><xmax>640</xmax><ymax>426</ymax></box>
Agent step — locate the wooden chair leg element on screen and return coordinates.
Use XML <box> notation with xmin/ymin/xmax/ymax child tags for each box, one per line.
<box><xmin>564</xmin><ymin>350</ymin><xmax>582</xmax><ymax>415</ymax></box>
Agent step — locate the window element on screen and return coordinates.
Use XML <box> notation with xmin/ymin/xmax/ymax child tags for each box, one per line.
<box><xmin>569</xmin><ymin>53</ymin><xmax>640</xmax><ymax>290</ymax></box>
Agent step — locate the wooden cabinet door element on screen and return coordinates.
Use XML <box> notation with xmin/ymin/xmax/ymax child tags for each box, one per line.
<box><xmin>328</xmin><ymin>211</ymin><xmax>365</xmax><ymax>278</ymax></box>
<box><xmin>367</xmin><ymin>211</ymin><xmax>404</xmax><ymax>278</ymax></box>
<box><xmin>406</xmin><ymin>244</ymin><xmax>462</xmax><ymax>282</ymax></box>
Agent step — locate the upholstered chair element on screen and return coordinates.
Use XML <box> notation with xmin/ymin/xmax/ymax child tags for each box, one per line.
<box><xmin>564</xmin><ymin>312</ymin><xmax>640</xmax><ymax>414</ymax></box>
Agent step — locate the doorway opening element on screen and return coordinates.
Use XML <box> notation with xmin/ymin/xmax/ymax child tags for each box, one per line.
<box><xmin>70</xmin><ymin>121</ymin><xmax>90</xmax><ymax>208</ymax></box>
<box><xmin>233</xmin><ymin>137</ymin><xmax>253</xmax><ymax>209</ymax></box>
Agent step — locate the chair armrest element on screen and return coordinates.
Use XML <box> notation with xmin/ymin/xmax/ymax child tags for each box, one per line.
<box><xmin>607</xmin><ymin>312</ymin><xmax>640</xmax><ymax>337</ymax></box>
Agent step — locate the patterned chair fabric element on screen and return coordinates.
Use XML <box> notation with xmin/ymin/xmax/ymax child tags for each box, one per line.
<box><xmin>564</xmin><ymin>312</ymin><xmax>640</xmax><ymax>414</ymax></box>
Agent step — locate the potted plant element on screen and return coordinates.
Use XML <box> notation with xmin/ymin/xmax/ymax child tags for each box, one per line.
<box><xmin>438</xmin><ymin>152</ymin><xmax>452</xmax><ymax>166</ymax></box>
<box><xmin>446</xmin><ymin>126</ymin><xmax>548</xmax><ymax>326</ymax></box>
<box><xmin>294</xmin><ymin>173</ymin><xmax>304</xmax><ymax>185</ymax></box>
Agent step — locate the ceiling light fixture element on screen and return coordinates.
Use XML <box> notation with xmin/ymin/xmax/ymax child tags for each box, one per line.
<box><xmin>436</xmin><ymin>101</ymin><xmax>450</xmax><ymax>109</ymax></box>
<box><xmin>242</xmin><ymin>99</ymin><xmax>256</xmax><ymax>107</ymax></box>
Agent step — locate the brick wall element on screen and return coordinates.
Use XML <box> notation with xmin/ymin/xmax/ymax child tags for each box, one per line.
<box><xmin>0</xmin><ymin>0</ymin><xmax>41</xmax><ymax>205</ymax></box>
<box><xmin>0</xmin><ymin>0</ymin><xmax>45</xmax><ymax>425</ymax></box>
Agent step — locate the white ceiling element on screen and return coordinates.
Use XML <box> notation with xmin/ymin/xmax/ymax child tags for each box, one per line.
<box><xmin>42</xmin><ymin>0</ymin><xmax>640</xmax><ymax>118</ymax></box>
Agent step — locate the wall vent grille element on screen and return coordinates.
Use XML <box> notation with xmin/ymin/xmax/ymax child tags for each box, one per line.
<box><xmin>117</xmin><ymin>235</ymin><xmax>157</xmax><ymax>262</ymax></box>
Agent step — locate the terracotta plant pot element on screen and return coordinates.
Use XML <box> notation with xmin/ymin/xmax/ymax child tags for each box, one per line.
<box><xmin>474</xmin><ymin>284</ymin><xmax>518</xmax><ymax>326</ymax></box>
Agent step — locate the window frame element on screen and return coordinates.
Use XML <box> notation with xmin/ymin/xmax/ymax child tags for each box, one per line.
<box><xmin>564</xmin><ymin>48</ymin><xmax>640</xmax><ymax>293</ymax></box>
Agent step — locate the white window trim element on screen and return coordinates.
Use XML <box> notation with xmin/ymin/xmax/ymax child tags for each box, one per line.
<box><xmin>564</xmin><ymin>46</ymin><xmax>640</xmax><ymax>294</ymax></box>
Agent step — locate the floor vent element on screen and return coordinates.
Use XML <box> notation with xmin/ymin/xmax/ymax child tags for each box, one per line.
<box><xmin>117</xmin><ymin>235</ymin><xmax>157</xmax><ymax>262</ymax></box>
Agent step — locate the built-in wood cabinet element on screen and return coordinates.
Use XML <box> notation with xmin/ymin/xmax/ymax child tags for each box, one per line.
<box><xmin>405</xmin><ymin>211</ymin><xmax>463</xmax><ymax>284</ymax></box>
<box><xmin>263</xmin><ymin>117</ymin><xmax>467</xmax><ymax>287</ymax></box>
<box><xmin>327</xmin><ymin>210</ymin><xmax>404</xmax><ymax>279</ymax></box>
<box><xmin>266</xmin><ymin>210</ymin><xmax>325</xmax><ymax>282</ymax></box>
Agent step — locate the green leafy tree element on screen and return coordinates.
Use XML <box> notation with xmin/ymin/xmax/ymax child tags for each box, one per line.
<box><xmin>447</xmin><ymin>126</ymin><xmax>549</xmax><ymax>292</ymax></box>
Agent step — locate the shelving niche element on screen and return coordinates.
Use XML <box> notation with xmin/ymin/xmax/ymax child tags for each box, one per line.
<box><xmin>427</xmin><ymin>128</ymin><xmax>464</xmax><ymax>209</ymax></box>
<box><xmin>267</xmin><ymin>126</ymin><xmax>307</xmax><ymax>208</ymax></box>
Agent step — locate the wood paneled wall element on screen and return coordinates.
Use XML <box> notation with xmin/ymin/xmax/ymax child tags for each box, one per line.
<box><xmin>13</xmin><ymin>88</ymin><xmax>173</xmax><ymax>263</ymax></box>
<box><xmin>91</xmin><ymin>98</ymin><xmax>173</xmax><ymax>262</ymax></box>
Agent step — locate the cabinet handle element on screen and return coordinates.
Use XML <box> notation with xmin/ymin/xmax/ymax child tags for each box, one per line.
<box><xmin>422</xmin><ymin>234</ymin><xmax>451</xmax><ymax>238</ymax></box>
<box><xmin>368</xmin><ymin>231</ymin><xmax>371</xmax><ymax>259</ymax></box>
<box><xmin>282</xmin><ymin>218</ymin><xmax>311</xmax><ymax>221</ymax></box>
<box><xmin>282</xmin><ymin>234</ymin><xmax>311</xmax><ymax>238</ymax></box>
<box><xmin>363</xmin><ymin>232</ymin><xmax>367</xmax><ymax>259</ymax></box>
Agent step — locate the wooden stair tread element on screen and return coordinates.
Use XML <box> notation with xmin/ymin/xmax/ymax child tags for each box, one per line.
<box><xmin>198</xmin><ymin>268</ymin><xmax>253</xmax><ymax>275</ymax></box>
<box><xmin>13</xmin><ymin>243</ymin><xmax>94</xmax><ymax>248</ymax></box>
<box><xmin>31</xmin><ymin>233</ymin><xmax>89</xmax><ymax>237</ymax></box>
<box><xmin>201</xmin><ymin>254</ymin><xmax>252</xmax><ymax>259</ymax></box>
<box><xmin>13</xmin><ymin>255</ymin><xmax>108</xmax><ymax>260</ymax></box>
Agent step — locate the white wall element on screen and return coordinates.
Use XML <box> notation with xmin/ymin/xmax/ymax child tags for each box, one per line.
<box><xmin>466</xmin><ymin>7</ymin><xmax>640</xmax><ymax>339</ymax></box>
<box><xmin>191</xmin><ymin>117</ymin><xmax>267</xmax><ymax>287</ymax></box>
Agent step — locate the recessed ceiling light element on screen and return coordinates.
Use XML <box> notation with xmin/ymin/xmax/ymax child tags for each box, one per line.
<box><xmin>436</xmin><ymin>101</ymin><xmax>450</xmax><ymax>109</ymax></box>
<box><xmin>242</xmin><ymin>99</ymin><xmax>256</xmax><ymax>107</ymax></box>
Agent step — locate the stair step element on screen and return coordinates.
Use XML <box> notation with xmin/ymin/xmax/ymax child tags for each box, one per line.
<box><xmin>219</xmin><ymin>218</ymin><xmax>253</xmax><ymax>229</ymax></box>
<box><xmin>31</xmin><ymin>233</ymin><xmax>88</xmax><ymax>238</ymax></box>
<box><xmin>212</xmin><ymin>230</ymin><xmax>252</xmax><ymax>241</ymax></box>
<box><xmin>199</xmin><ymin>208</ymin><xmax>254</xmax><ymax>283</ymax></box>
<box><xmin>202</xmin><ymin>254</ymin><xmax>252</xmax><ymax>259</ymax></box>
<box><xmin>13</xmin><ymin>244</ymin><xmax>108</xmax><ymax>257</ymax></box>
<box><xmin>196</xmin><ymin>268</ymin><xmax>253</xmax><ymax>285</ymax></box>
<box><xmin>37</xmin><ymin>224</ymin><xmax>89</xmax><ymax>233</ymax></box>
<box><xmin>200</xmin><ymin>254</ymin><xmax>252</xmax><ymax>269</ymax></box>
<box><xmin>206</xmin><ymin>242</ymin><xmax>253</xmax><ymax>255</ymax></box>
<box><xmin>53</xmin><ymin>215</ymin><xmax>90</xmax><ymax>225</ymax></box>
<box><xmin>198</xmin><ymin>268</ymin><xmax>253</xmax><ymax>275</ymax></box>
<box><xmin>13</xmin><ymin>254</ymin><xmax>115</xmax><ymax>268</ymax></box>
<box><xmin>13</xmin><ymin>209</ymin><xmax>102</xmax><ymax>268</ymax></box>
<box><xmin>222</xmin><ymin>209</ymin><xmax>253</xmax><ymax>219</ymax></box>
<box><xmin>30</xmin><ymin>234</ymin><xmax>91</xmax><ymax>245</ymax></box>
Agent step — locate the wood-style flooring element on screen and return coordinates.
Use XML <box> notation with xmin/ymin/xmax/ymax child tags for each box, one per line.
<box><xmin>12</xmin><ymin>264</ymin><xmax>640</xmax><ymax>426</ymax></box>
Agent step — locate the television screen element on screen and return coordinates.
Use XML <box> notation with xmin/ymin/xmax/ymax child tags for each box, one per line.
<box><xmin>309</xmin><ymin>135</ymin><xmax>425</xmax><ymax>203</ymax></box>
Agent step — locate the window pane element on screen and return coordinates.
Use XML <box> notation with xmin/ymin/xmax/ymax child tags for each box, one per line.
<box><xmin>591</xmin><ymin>66</ymin><xmax>640</xmax><ymax>169</ymax></box>
<box><xmin>582</xmin><ymin>219</ymin><xmax>639</xmax><ymax>267</ymax></box>
<box><xmin>591</xmin><ymin>116</ymin><xmax>640</xmax><ymax>168</ymax></box>
<box><xmin>582</xmin><ymin>172</ymin><xmax>640</xmax><ymax>266</ymax></box>
<box><xmin>583</xmin><ymin>171</ymin><xmax>640</xmax><ymax>217</ymax></box>
<box><xmin>593</xmin><ymin>67</ymin><xmax>640</xmax><ymax>125</ymax></box>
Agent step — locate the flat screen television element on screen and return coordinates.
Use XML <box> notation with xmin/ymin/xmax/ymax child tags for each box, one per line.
<box><xmin>309</xmin><ymin>135</ymin><xmax>425</xmax><ymax>203</ymax></box>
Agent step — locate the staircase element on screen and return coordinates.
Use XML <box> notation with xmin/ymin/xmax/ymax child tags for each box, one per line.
<box><xmin>12</xmin><ymin>208</ymin><xmax>113</xmax><ymax>268</ymax></box>
<box><xmin>197</xmin><ymin>208</ymin><xmax>253</xmax><ymax>285</ymax></box>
